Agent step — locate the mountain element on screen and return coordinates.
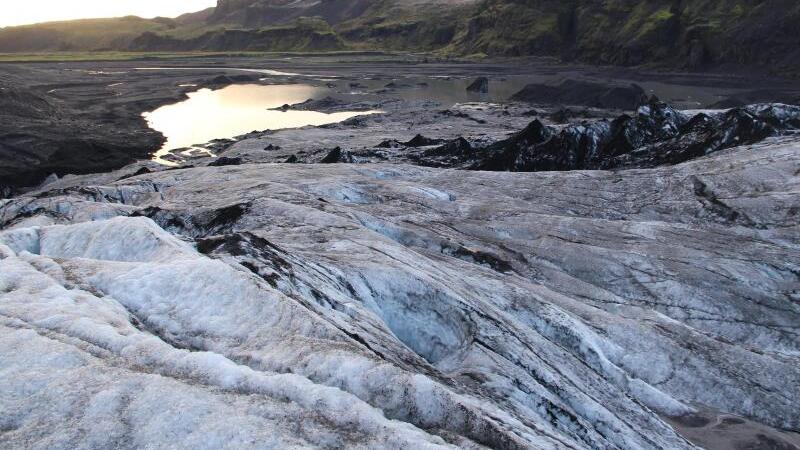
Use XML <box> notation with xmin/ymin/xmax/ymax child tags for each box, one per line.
<box><xmin>207</xmin><ymin>0</ymin><xmax>378</xmax><ymax>27</ymax></box>
<box><xmin>452</xmin><ymin>0</ymin><xmax>800</xmax><ymax>73</ymax></box>
<box><xmin>0</xmin><ymin>0</ymin><xmax>799</xmax><ymax>75</ymax></box>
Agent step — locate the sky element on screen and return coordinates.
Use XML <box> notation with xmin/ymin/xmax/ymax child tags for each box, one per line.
<box><xmin>0</xmin><ymin>0</ymin><xmax>218</xmax><ymax>28</ymax></box>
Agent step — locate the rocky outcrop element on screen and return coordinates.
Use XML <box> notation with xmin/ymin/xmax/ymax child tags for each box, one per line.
<box><xmin>319</xmin><ymin>146</ymin><xmax>353</xmax><ymax>163</ymax></box>
<box><xmin>405</xmin><ymin>134</ymin><xmax>445</xmax><ymax>147</ymax></box>
<box><xmin>335</xmin><ymin>101</ymin><xmax>800</xmax><ymax>173</ymax></box>
<box><xmin>207</xmin><ymin>156</ymin><xmax>243</xmax><ymax>166</ymax></box>
<box><xmin>203</xmin><ymin>74</ymin><xmax>261</xmax><ymax>88</ymax></box>
<box><xmin>466</xmin><ymin>76</ymin><xmax>489</xmax><ymax>93</ymax></box>
<box><xmin>469</xmin><ymin>102</ymin><xmax>800</xmax><ymax>171</ymax></box>
<box><xmin>270</xmin><ymin>96</ymin><xmax>378</xmax><ymax>113</ymax></box>
<box><xmin>510</xmin><ymin>79</ymin><xmax>648</xmax><ymax>110</ymax></box>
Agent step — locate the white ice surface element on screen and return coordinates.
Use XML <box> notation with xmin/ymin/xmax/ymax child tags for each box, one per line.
<box><xmin>2</xmin><ymin>136</ymin><xmax>799</xmax><ymax>449</ymax></box>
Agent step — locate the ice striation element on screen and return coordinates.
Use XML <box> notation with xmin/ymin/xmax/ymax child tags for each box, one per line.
<box><xmin>1</xmin><ymin>131</ymin><xmax>799</xmax><ymax>449</ymax></box>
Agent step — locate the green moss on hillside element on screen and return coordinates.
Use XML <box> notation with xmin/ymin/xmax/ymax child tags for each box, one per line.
<box><xmin>0</xmin><ymin>16</ymin><xmax>172</xmax><ymax>52</ymax></box>
<box><xmin>0</xmin><ymin>0</ymin><xmax>798</xmax><ymax>75</ymax></box>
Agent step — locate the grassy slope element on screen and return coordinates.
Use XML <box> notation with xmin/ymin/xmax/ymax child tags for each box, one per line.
<box><xmin>0</xmin><ymin>14</ymin><xmax>345</xmax><ymax>53</ymax></box>
<box><xmin>335</xmin><ymin>0</ymin><xmax>467</xmax><ymax>51</ymax></box>
<box><xmin>0</xmin><ymin>17</ymin><xmax>172</xmax><ymax>52</ymax></box>
<box><xmin>128</xmin><ymin>18</ymin><xmax>345</xmax><ymax>52</ymax></box>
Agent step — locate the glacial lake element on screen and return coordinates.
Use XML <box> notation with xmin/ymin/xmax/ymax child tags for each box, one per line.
<box><xmin>143</xmin><ymin>83</ymin><xmax>379</xmax><ymax>165</ymax></box>
<box><xmin>142</xmin><ymin>69</ymin><xmax>738</xmax><ymax>165</ymax></box>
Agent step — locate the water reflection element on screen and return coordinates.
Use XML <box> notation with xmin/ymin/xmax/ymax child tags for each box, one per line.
<box><xmin>143</xmin><ymin>84</ymin><xmax>378</xmax><ymax>165</ymax></box>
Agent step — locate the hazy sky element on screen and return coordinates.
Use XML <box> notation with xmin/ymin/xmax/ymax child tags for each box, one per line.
<box><xmin>0</xmin><ymin>0</ymin><xmax>218</xmax><ymax>28</ymax></box>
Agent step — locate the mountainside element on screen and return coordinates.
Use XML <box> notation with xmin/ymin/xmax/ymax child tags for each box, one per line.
<box><xmin>0</xmin><ymin>16</ymin><xmax>172</xmax><ymax>52</ymax></box>
<box><xmin>208</xmin><ymin>0</ymin><xmax>378</xmax><ymax>27</ymax></box>
<box><xmin>0</xmin><ymin>0</ymin><xmax>799</xmax><ymax>73</ymax></box>
<box><xmin>452</xmin><ymin>0</ymin><xmax>800</xmax><ymax>73</ymax></box>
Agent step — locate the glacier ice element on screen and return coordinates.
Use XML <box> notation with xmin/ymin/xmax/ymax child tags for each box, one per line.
<box><xmin>1</xmin><ymin>136</ymin><xmax>799</xmax><ymax>449</ymax></box>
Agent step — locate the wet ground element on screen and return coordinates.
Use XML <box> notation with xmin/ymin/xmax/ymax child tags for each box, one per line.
<box><xmin>2</xmin><ymin>53</ymin><xmax>799</xmax><ymax>192</ymax></box>
<box><xmin>666</xmin><ymin>407</ymin><xmax>800</xmax><ymax>450</ymax></box>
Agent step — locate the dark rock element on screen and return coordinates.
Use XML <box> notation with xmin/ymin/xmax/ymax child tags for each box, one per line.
<box><xmin>202</xmin><ymin>139</ymin><xmax>236</xmax><ymax>154</ymax></box>
<box><xmin>208</xmin><ymin>157</ymin><xmax>242</xmax><ymax>167</ymax></box>
<box><xmin>548</xmin><ymin>108</ymin><xmax>594</xmax><ymax>124</ymax></box>
<box><xmin>614</xmin><ymin>103</ymin><xmax>799</xmax><ymax>167</ymax></box>
<box><xmin>405</xmin><ymin>134</ymin><xmax>444</xmax><ymax>147</ymax></box>
<box><xmin>133</xmin><ymin>202</ymin><xmax>250</xmax><ymax>238</ymax></box>
<box><xmin>339</xmin><ymin>116</ymin><xmax>369</xmax><ymax>127</ymax></box>
<box><xmin>469</xmin><ymin>102</ymin><xmax>800</xmax><ymax>172</ymax></box>
<box><xmin>606</xmin><ymin>101</ymin><xmax>689</xmax><ymax>153</ymax></box>
<box><xmin>439</xmin><ymin>109</ymin><xmax>467</xmax><ymax>118</ymax></box>
<box><xmin>466</xmin><ymin>77</ymin><xmax>489</xmax><ymax>94</ymax></box>
<box><xmin>438</xmin><ymin>109</ymin><xmax>486</xmax><ymax>124</ymax></box>
<box><xmin>0</xmin><ymin>79</ymin><xmax>164</xmax><ymax>190</ymax></box>
<box><xmin>116</xmin><ymin>167</ymin><xmax>153</xmax><ymax>181</ymax></box>
<box><xmin>709</xmin><ymin>97</ymin><xmax>748</xmax><ymax>109</ymax></box>
<box><xmin>272</xmin><ymin>96</ymin><xmax>345</xmax><ymax>112</ymax></box>
<box><xmin>421</xmin><ymin>138</ymin><xmax>472</xmax><ymax>162</ymax></box>
<box><xmin>511</xmin><ymin>79</ymin><xmax>648</xmax><ymax>110</ymax></box>
<box><xmin>393</xmin><ymin>137</ymin><xmax>475</xmax><ymax>169</ymax></box>
<box><xmin>284</xmin><ymin>155</ymin><xmax>298</xmax><ymax>163</ymax></box>
<box><xmin>384</xmin><ymin>82</ymin><xmax>414</xmax><ymax>89</ymax></box>
<box><xmin>207</xmin><ymin>75</ymin><xmax>235</xmax><ymax>86</ymax></box>
<box><xmin>320</xmin><ymin>147</ymin><xmax>353</xmax><ymax>163</ymax></box>
<box><xmin>686</xmin><ymin>39</ymin><xmax>709</xmax><ymax>69</ymax></box>
<box><xmin>205</xmin><ymin>74</ymin><xmax>260</xmax><ymax>88</ymax></box>
<box><xmin>451</xmin><ymin>246</ymin><xmax>512</xmax><ymax>273</ymax></box>
<box><xmin>231</xmin><ymin>74</ymin><xmax>259</xmax><ymax>83</ymax></box>
<box><xmin>471</xmin><ymin>119</ymin><xmax>559</xmax><ymax>171</ymax></box>
<box><xmin>196</xmin><ymin>232</ymin><xmax>292</xmax><ymax>289</ymax></box>
<box><xmin>265</xmin><ymin>144</ymin><xmax>282</xmax><ymax>151</ymax></box>
<box><xmin>377</xmin><ymin>139</ymin><xmax>403</xmax><ymax>148</ymax></box>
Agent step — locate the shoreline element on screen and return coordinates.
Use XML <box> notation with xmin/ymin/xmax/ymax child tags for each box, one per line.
<box><xmin>1</xmin><ymin>54</ymin><xmax>798</xmax><ymax>194</ymax></box>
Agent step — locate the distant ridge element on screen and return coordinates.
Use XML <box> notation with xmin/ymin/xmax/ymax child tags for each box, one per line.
<box><xmin>1</xmin><ymin>0</ymin><xmax>798</xmax><ymax>76</ymax></box>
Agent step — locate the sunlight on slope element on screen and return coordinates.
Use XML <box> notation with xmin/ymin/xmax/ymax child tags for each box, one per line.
<box><xmin>0</xmin><ymin>0</ymin><xmax>216</xmax><ymax>28</ymax></box>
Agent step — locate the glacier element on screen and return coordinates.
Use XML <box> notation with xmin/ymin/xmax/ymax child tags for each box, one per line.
<box><xmin>1</xmin><ymin>133</ymin><xmax>799</xmax><ymax>449</ymax></box>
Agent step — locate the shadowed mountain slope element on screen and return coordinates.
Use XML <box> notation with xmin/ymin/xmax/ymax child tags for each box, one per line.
<box><xmin>0</xmin><ymin>0</ymin><xmax>799</xmax><ymax>74</ymax></box>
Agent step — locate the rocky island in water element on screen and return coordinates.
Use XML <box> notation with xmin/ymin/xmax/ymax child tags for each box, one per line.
<box><xmin>1</xmin><ymin>1</ymin><xmax>799</xmax><ymax>450</ymax></box>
